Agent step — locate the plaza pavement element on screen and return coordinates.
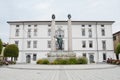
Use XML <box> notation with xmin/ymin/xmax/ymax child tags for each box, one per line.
<box><xmin>0</xmin><ymin>64</ymin><xmax>120</xmax><ymax>80</ymax></box>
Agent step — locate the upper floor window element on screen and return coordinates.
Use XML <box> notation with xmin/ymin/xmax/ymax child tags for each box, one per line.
<box><xmin>27</xmin><ymin>41</ymin><xmax>31</xmax><ymax>48</ymax></box>
<box><xmin>34</xmin><ymin>25</ymin><xmax>37</xmax><ymax>27</ymax></box>
<box><xmin>89</xmin><ymin>41</ymin><xmax>93</xmax><ymax>48</ymax></box>
<box><xmin>82</xmin><ymin>41</ymin><xmax>86</xmax><ymax>48</ymax></box>
<box><xmin>102</xmin><ymin>40</ymin><xmax>106</xmax><ymax>50</ymax></box>
<box><xmin>15</xmin><ymin>29</ymin><xmax>19</xmax><ymax>36</ymax></box>
<box><xmin>82</xmin><ymin>25</ymin><xmax>85</xmax><ymax>27</ymax></box>
<box><xmin>113</xmin><ymin>36</ymin><xmax>116</xmax><ymax>40</ymax></box>
<box><xmin>48</xmin><ymin>41</ymin><xmax>51</xmax><ymax>48</ymax></box>
<box><xmin>15</xmin><ymin>41</ymin><xmax>19</xmax><ymax>46</ymax></box>
<box><xmin>28</xmin><ymin>29</ymin><xmax>31</xmax><ymax>38</ymax></box>
<box><xmin>16</xmin><ymin>25</ymin><xmax>19</xmax><ymax>27</ymax></box>
<box><xmin>28</xmin><ymin>25</ymin><xmax>31</xmax><ymax>27</ymax></box>
<box><xmin>48</xmin><ymin>28</ymin><xmax>51</xmax><ymax>36</ymax></box>
<box><xmin>34</xmin><ymin>29</ymin><xmax>37</xmax><ymax>36</ymax></box>
<box><xmin>101</xmin><ymin>29</ymin><xmax>105</xmax><ymax>36</ymax></box>
<box><xmin>48</xmin><ymin>24</ymin><xmax>51</xmax><ymax>27</ymax></box>
<box><xmin>33</xmin><ymin>41</ymin><xmax>37</xmax><ymax>48</ymax></box>
<box><xmin>101</xmin><ymin>25</ymin><xmax>104</xmax><ymax>27</ymax></box>
<box><xmin>82</xmin><ymin>28</ymin><xmax>85</xmax><ymax>36</ymax></box>
<box><xmin>88</xmin><ymin>29</ymin><xmax>92</xmax><ymax>38</ymax></box>
<box><xmin>88</xmin><ymin>25</ymin><xmax>91</xmax><ymax>27</ymax></box>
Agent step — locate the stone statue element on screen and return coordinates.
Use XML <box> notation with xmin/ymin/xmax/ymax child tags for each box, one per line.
<box><xmin>68</xmin><ymin>14</ymin><xmax>71</xmax><ymax>19</ymax></box>
<box><xmin>52</xmin><ymin>14</ymin><xmax>55</xmax><ymax>19</ymax></box>
<box><xmin>55</xmin><ymin>35</ymin><xmax>63</xmax><ymax>50</ymax></box>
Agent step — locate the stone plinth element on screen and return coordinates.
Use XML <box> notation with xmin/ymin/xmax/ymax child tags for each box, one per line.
<box><xmin>47</xmin><ymin>51</ymin><xmax>76</xmax><ymax>62</ymax></box>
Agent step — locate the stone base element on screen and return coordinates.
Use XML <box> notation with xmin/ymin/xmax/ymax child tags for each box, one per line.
<box><xmin>47</xmin><ymin>51</ymin><xmax>76</xmax><ymax>62</ymax></box>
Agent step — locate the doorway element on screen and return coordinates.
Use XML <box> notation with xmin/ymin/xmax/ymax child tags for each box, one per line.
<box><xmin>89</xmin><ymin>54</ymin><xmax>94</xmax><ymax>63</ymax></box>
<box><xmin>26</xmin><ymin>55</ymin><xmax>31</xmax><ymax>63</ymax></box>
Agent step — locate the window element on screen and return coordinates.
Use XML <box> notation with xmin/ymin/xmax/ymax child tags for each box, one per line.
<box><xmin>48</xmin><ymin>24</ymin><xmax>51</xmax><ymax>27</ymax></box>
<box><xmin>33</xmin><ymin>54</ymin><xmax>37</xmax><ymax>61</ymax></box>
<box><xmin>28</xmin><ymin>25</ymin><xmax>31</xmax><ymax>27</ymax></box>
<box><xmin>27</xmin><ymin>41</ymin><xmax>31</xmax><ymax>48</ymax></box>
<box><xmin>33</xmin><ymin>41</ymin><xmax>37</xmax><ymax>48</ymax></box>
<box><xmin>101</xmin><ymin>25</ymin><xmax>104</xmax><ymax>27</ymax></box>
<box><xmin>102</xmin><ymin>40</ymin><xmax>106</xmax><ymax>50</ymax></box>
<box><xmin>103</xmin><ymin>53</ymin><xmax>106</xmax><ymax>60</ymax></box>
<box><xmin>88</xmin><ymin>25</ymin><xmax>91</xmax><ymax>27</ymax></box>
<box><xmin>82</xmin><ymin>25</ymin><xmax>85</xmax><ymax>27</ymax></box>
<box><xmin>88</xmin><ymin>29</ymin><xmax>92</xmax><ymax>37</ymax></box>
<box><xmin>113</xmin><ymin>36</ymin><xmax>116</xmax><ymax>40</ymax></box>
<box><xmin>89</xmin><ymin>41</ymin><xmax>93</xmax><ymax>48</ymax></box>
<box><xmin>48</xmin><ymin>28</ymin><xmax>51</xmax><ymax>36</ymax></box>
<box><xmin>34</xmin><ymin>25</ymin><xmax>37</xmax><ymax>27</ymax></box>
<box><xmin>82</xmin><ymin>41</ymin><xmax>86</xmax><ymax>48</ymax></box>
<box><xmin>83</xmin><ymin>53</ymin><xmax>86</xmax><ymax>57</ymax></box>
<box><xmin>34</xmin><ymin>29</ymin><xmax>37</xmax><ymax>36</ymax></box>
<box><xmin>15</xmin><ymin>29</ymin><xmax>19</xmax><ymax>36</ymax></box>
<box><xmin>82</xmin><ymin>28</ymin><xmax>85</xmax><ymax>36</ymax></box>
<box><xmin>28</xmin><ymin>29</ymin><xmax>31</xmax><ymax>38</ymax></box>
<box><xmin>15</xmin><ymin>41</ymin><xmax>19</xmax><ymax>46</ymax></box>
<box><xmin>16</xmin><ymin>25</ymin><xmax>19</xmax><ymax>27</ymax></box>
<box><xmin>101</xmin><ymin>29</ymin><xmax>105</xmax><ymax>36</ymax></box>
<box><xmin>48</xmin><ymin>41</ymin><xmax>51</xmax><ymax>48</ymax></box>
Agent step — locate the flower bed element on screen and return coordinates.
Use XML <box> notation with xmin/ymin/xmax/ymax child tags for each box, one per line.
<box><xmin>107</xmin><ymin>58</ymin><xmax>120</xmax><ymax>65</ymax></box>
<box><xmin>36</xmin><ymin>57</ymin><xmax>88</xmax><ymax>64</ymax></box>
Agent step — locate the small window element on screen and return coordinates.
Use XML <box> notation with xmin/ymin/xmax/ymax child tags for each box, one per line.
<box><xmin>34</xmin><ymin>25</ymin><xmax>37</xmax><ymax>27</ymax></box>
<box><xmin>89</xmin><ymin>41</ymin><xmax>93</xmax><ymax>48</ymax></box>
<box><xmin>15</xmin><ymin>29</ymin><xmax>19</xmax><ymax>36</ymax></box>
<box><xmin>113</xmin><ymin>36</ymin><xmax>116</xmax><ymax>40</ymax></box>
<box><xmin>48</xmin><ymin>24</ymin><xmax>51</xmax><ymax>27</ymax></box>
<box><xmin>101</xmin><ymin>25</ymin><xmax>104</xmax><ymax>27</ymax></box>
<box><xmin>82</xmin><ymin>41</ymin><xmax>86</xmax><ymax>48</ymax></box>
<box><xmin>28</xmin><ymin>25</ymin><xmax>31</xmax><ymax>27</ymax></box>
<box><xmin>16</xmin><ymin>25</ymin><xmax>19</xmax><ymax>27</ymax></box>
<box><xmin>33</xmin><ymin>41</ymin><xmax>37</xmax><ymax>48</ymax></box>
<box><xmin>88</xmin><ymin>25</ymin><xmax>91</xmax><ymax>27</ymax></box>
<box><xmin>82</xmin><ymin>28</ymin><xmax>85</xmax><ymax>36</ymax></box>
<box><xmin>48</xmin><ymin>41</ymin><xmax>51</xmax><ymax>48</ymax></box>
<box><xmin>102</xmin><ymin>40</ymin><xmax>106</xmax><ymax>50</ymax></box>
<box><xmin>88</xmin><ymin>29</ymin><xmax>92</xmax><ymax>38</ymax></box>
<box><xmin>34</xmin><ymin>29</ymin><xmax>37</xmax><ymax>36</ymax></box>
<box><xmin>28</xmin><ymin>29</ymin><xmax>31</xmax><ymax>38</ymax></box>
<box><xmin>48</xmin><ymin>28</ymin><xmax>51</xmax><ymax>36</ymax></box>
<box><xmin>101</xmin><ymin>29</ymin><xmax>105</xmax><ymax>36</ymax></box>
<box><xmin>83</xmin><ymin>53</ymin><xmax>86</xmax><ymax>57</ymax></box>
<box><xmin>15</xmin><ymin>41</ymin><xmax>19</xmax><ymax>46</ymax></box>
<box><xmin>27</xmin><ymin>41</ymin><xmax>31</xmax><ymax>48</ymax></box>
<box><xmin>33</xmin><ymin>54</ymin><xmax>37</xmax><ymax>61</ymax></box>
<box><xmin>82</xmin><ymin>25</ymin><xmax>85</xmax><ymax>27</ymax></box>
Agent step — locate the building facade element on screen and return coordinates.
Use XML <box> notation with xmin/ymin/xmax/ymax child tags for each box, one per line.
<box><xmin>113</xmin><ymin>31</ymin><xmax>120</xmax><ymax>52</ymax></box>
<box><xmin>8</xmin><ymin>19</ymin><xmax>115</xmax><ymax>63</ymax></box>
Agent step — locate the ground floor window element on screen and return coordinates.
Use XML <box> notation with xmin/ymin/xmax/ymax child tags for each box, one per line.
<box><xmin>83</xmin><ymin>53</ymin><xmax>86</xmax><ymax>57</ymax></box>
<box><xmin>33</xmin><ymin>54</ymin><xmax>37</xmax><ymax>61</ymax></box>
<box><xmin>103</xmin><ymin>53</ymin><xmax>106</xmax><ymax>60</ymax></box>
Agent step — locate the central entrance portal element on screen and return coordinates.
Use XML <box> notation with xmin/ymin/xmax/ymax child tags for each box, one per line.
<box><xmin>26</xmin><ymin>55</ymin><xmax>31</xmax><ymax>63</ymax></box>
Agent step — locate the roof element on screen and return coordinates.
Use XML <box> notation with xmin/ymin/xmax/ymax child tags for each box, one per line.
<box><xmin>113</xmin><ymin>31</ymin><xmax>120</xmax><ymax>35</ymax></box>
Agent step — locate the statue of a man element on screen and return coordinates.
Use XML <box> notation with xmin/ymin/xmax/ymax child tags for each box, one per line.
<box><xmin>55</xmin><ymin>35</ymin><xmax>63</xmax><ymax>50</ymax></box>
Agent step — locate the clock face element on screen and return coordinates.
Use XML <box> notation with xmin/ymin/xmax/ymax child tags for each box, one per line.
<box><xmin>52</xmin><ymin>14</ymin><xmax>55</xmax><ymax>19</ymax></box>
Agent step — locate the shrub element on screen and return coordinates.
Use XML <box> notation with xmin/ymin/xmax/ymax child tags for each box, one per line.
<box><xmin>37</xmin><ymin>59</ymin><xmax>49</xmax><ymax>64</ymax></box>
<box><xmin>68</xmin><ymin>58</ymin><xmax>77</xmax><ymax>64</ymax></box>
<box><xmin>42</xmin><ymin>59</ymin><xmax>49</xmax><ymax>64</ymax></box>
<box><xmin>53</xmin><ymin>58</ymin><xmax>68</xmax><ymax>64</ymax></box>
<box><xmin>36</xmin><ymin>59</ymin><xmax>43</xmax><ymax>64</ymax></box>
<box><xmin>77</xmin><ymin>57</ymin><xmax>88</xmax><ymax>64</ymax></box>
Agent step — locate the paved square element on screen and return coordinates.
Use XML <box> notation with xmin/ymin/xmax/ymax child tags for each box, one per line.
<box><xmin>0</xmin><ymin>64</ymin><xmax>120</xmax><ymax>80</ymax></box>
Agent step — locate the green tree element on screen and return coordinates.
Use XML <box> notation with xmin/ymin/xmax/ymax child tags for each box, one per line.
<box><xmin>115</xmin><ymin>43</ymin><xmax>120</xmax><ymax>60</ymax></box>
<box><xmin>4</xmin><ymin>44</ymin><xmax>19</xmax><ymax>61</ymax></box>
<box><xmin>0</xmin><ymin>39</ymin><xmax>2</xmax><ymax>55</ymax></box>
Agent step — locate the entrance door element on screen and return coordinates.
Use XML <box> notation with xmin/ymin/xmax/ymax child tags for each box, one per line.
<box><xmin>89</xmin><ymin>54</ymin><xmax>94</xmax><ymax>63</ymax></box>
<box><xmin>26</xmin><ymin>55</ymin><xmax>31</xmax><ymax>63</ymax></box>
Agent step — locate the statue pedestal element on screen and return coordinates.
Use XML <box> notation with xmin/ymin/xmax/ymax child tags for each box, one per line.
<box><xmin>47</xmin><ymin>51</ymin><xmax>76</xmax><ymax>62</ymax></box>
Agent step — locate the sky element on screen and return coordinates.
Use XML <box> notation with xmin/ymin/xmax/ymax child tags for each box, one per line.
<box><xmin>0</xmin><ymin>0</ymin><xmax>120</xmax><ymax>42</ymax></box>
